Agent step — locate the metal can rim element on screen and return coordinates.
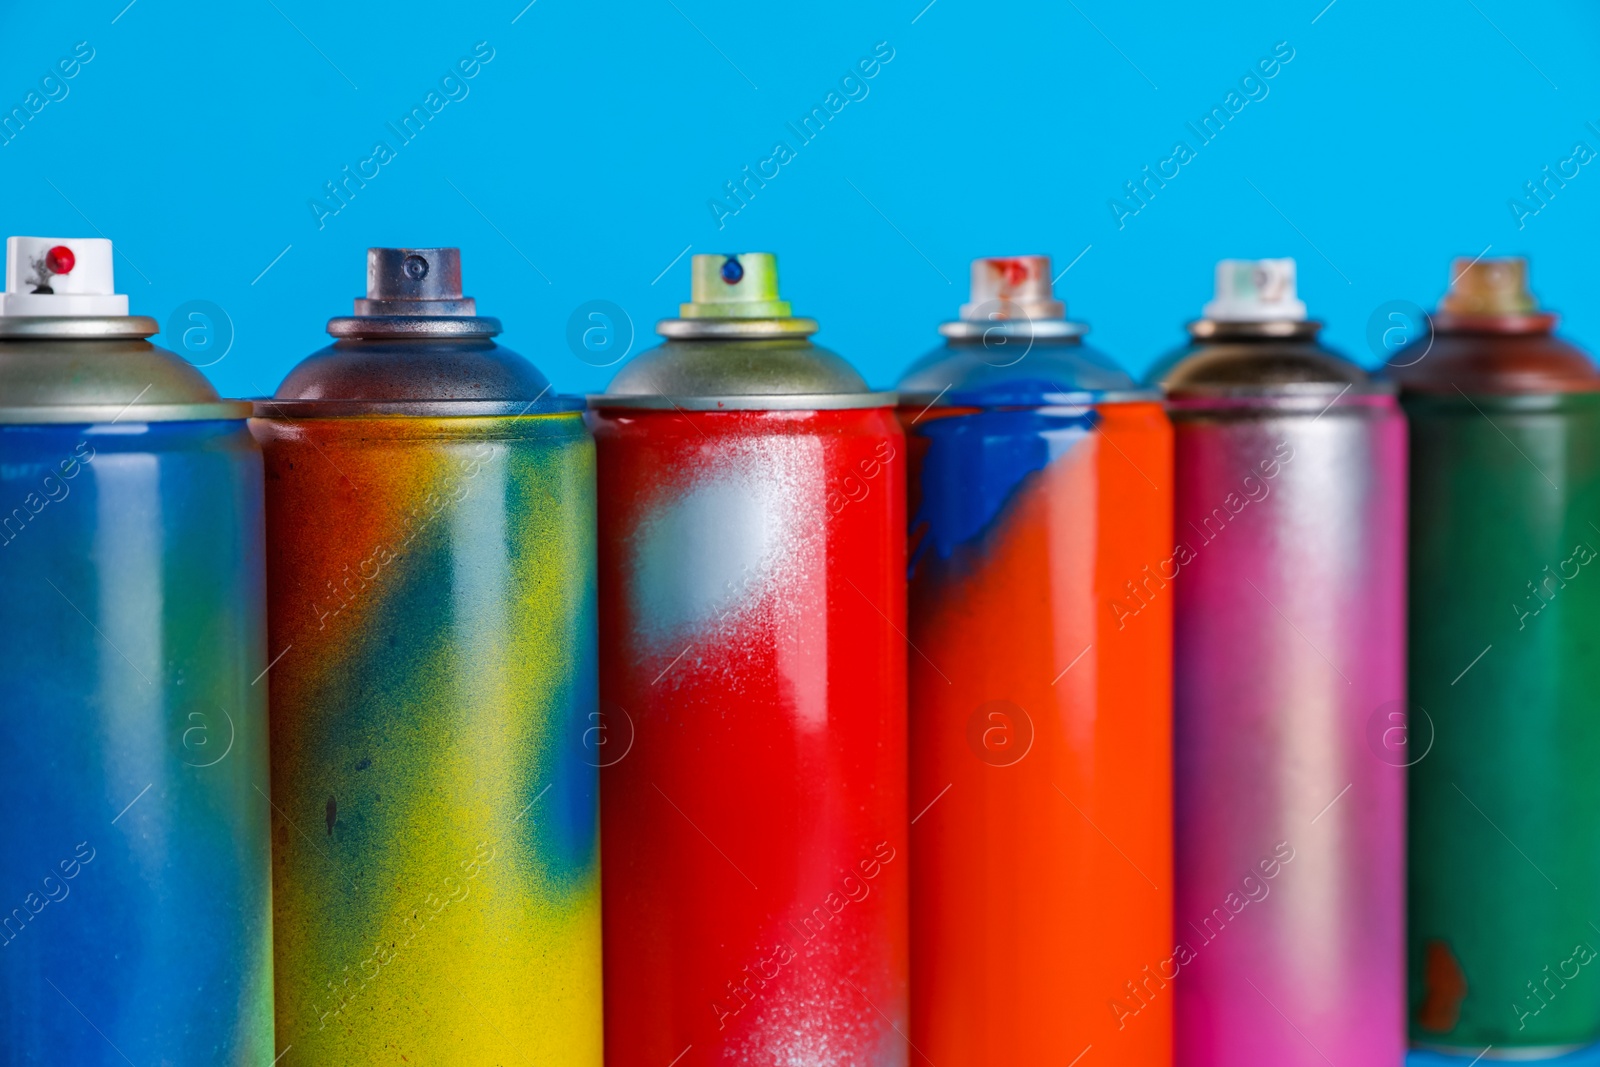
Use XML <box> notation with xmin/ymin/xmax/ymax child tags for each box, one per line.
<box><xmin>587</xmin><ymin>390</ymin><xmax>896</xmax><ymax>411</ymax></box>
<box><xmin>325</xmin><ymin>315</ymin><xmax>503</xmax><ymax>339</ymax></box>
<box><xmin>0</xmin><ymin>315</ymin><xmax>160</xmax><ymax>340</ymax></box>
<box><xmin>655</xmin><ymin>317</ymin><xmax>819</xmax><ymax>340</ymax></box>
<box><xmin>0</xmin><ymin>401</ymin><xmax>252</xmax><ymax>424</ymax></box>
<box><xmin>936</xmin><ymin>319</ymin><xmax>1089</xmax><ymax>340</ymax></box>
<box><xmin>1165</xmin><ymin>380</ymin><xmax>1397</xmax><ymax>404</ymax></box>
<box><xmin>1400</xmin><ymin>386</ymin><xmax>1600</xmax><ymax>405</ymax></box>
<box><xmin>250</xmin><ymin>397</ymin><xmax>585</xmax><ymax>418</ymax></box>
<box><xmin>1164</xmin><ymin>390</ymin><xmax>1398</xmax><ymax>416</ymax></box>
<box><xmin>1185</xmin><ymin>318</ymin><xmax>1323</xmax><ymax>340</ymax></box>
<box><xmin>1430</xmin><ymin>311</ymin><xmax>1560</xmax><ymax>335</ymax></box>
<box><xmin>896</xmin><ymin>386</ymin><xmax>1162</xmax><ymax>407</ymax></box>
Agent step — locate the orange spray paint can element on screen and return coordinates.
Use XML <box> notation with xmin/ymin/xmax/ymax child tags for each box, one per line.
<box><xmin>899</xmin><ymin>256</ymin><xmax>1173</xmax><ymax>1066</ymax></box>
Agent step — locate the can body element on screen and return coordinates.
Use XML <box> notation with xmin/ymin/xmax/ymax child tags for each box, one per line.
<box><xmin>905</xmin><ymin>399</ymin><xmax>1173</xmax><ymax>1065</ymax></box>
<box><xmin>1407</xmin><ymin>391</ymin><xmax>1600</xmax><ymax>1051</ymax></box>
<box><xmin>593</xmin><ymin>406</ymin><xmax>909</xmax><ymax>1066</ymax></box>
<box><xmin>1170</xmin><ymin>395</ymin><xmax>1407</xmax><ymax>1066</ymax></box>
<box><xmin>0</xmin><ymin>419</ymin><xmax>273</xmax><ymax>1065</ymax></box>
<box><xmin>254</xmin><ymin>412</ymin><xmax>601</xmax><ymax>1063</ymax></box>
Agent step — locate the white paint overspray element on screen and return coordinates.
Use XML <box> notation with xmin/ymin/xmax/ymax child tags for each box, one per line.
<box><xmin>629</xmin><ymin>437</ymin><xmax>829</xmax><ymax>726</ymax></box>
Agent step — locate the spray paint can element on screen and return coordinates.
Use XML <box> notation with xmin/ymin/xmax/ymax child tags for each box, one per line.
<box><xmin>253</xmin><ymin>248</ymin><xmax>600</xmax><ymax>1063</ymax></box>
<box><xmin>1396</xmin><ymin>258</ymin><xmax>1600</xmax><ymax>1056</ymax></box>
<box><xmin>591</xmin><ymin>253</ymin><xmax>908</xmax><ymax>1065</ymax></box>
<box><xmin>1155</xmin><ymin>259</ymin><xmax>1407</xmax><ymax>1066</ymax></box>
<box><xmin>0</xmin><ymin>236</ymin><xmax>272</xmax><ymax>1062</ymax></box>
<box><xmin>898</xmin><ymin>256</ymin><xmax>1172</xmax><ymax>1065</ymax></box>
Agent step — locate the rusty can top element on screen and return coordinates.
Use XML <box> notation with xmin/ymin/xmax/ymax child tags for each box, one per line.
<box><xmin>257</xmin><ymin>246</ymin><xmax>580</xmax><ymax>419</ymax></box>
<box><xmin>1152</xmin><ymin>258</ymin><xmax>1393</xmax><ymax>412</ymax></box>
<box><xmin>0</xmin><ymin>235</ymin><xmax>249</xmax><ymax>425</ymax></box>
<box><xmin>1387</xmin><ymin>257</ymin><xmax>1600</xmax><ymax>396</ymax></box>
<box><xmin>591</xmin><ymin>252</ymin><xmax>894</xmax><ymax>411</ymax></box>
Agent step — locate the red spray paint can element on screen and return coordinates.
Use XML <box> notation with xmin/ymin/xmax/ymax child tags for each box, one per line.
<box><xmin>590</xmin><ymin>253</ymin><xmax>908</xmax><ymax>1066</ymax></box>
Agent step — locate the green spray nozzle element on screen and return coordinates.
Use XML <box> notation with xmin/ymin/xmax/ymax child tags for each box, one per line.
<box><xmin>680</xmin><ymin>253</ymin><xmax>793</xmax><ymax>319</ymax></box>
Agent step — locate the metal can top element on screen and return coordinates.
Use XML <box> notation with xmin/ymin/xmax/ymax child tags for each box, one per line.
<box><xmin>257</xmin><ymin>247</ymin><xmax>580</xmax><ymax>418</ymax></box>
<box><xmin>0</xmin><ymin>236</ymin><xmax>248</xmax><ymax>425</ymax></box>
<box><xmin>591</xmin><ymin>252</ymin><xmax>893</xmax><ymax>411</ymax></box>
<box><xmin>898</xmin><ymin>255</ymin><xmax>1155</xmax><ymax>407</ymax></box>
<box><xmin>1388</xmin><ymin>257</ymin><xmax>1600</xmax><ymax>395</ymax></box>
<box><xmin>1152</xmin><ymin>257</ymin><xmax>1393</xmax><ymax>408</ymax></box>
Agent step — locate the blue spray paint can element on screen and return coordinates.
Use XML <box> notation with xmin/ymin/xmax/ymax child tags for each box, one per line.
<box><xmin>0</xmin><ymin>236</ymin><xmax>273</xmax><ymax>1064</ymax></box>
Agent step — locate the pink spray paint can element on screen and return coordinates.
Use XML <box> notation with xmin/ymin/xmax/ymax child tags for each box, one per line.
<box><xmin>1152</xmin><ymin>260</ymin><xmax>1407</xmax><ymax>1066</ymax></box>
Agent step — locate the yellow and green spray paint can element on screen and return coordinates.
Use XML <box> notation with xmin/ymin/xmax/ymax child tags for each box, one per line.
<box><xmin>252</xmin><ymin>248</ymin><xmax>601</xmax><ymax>1064</ymax></box>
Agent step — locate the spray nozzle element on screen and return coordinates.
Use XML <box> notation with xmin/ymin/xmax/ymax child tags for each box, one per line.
<box><xmin>680</xmin><ymin>253</ymin><xmax>792</xmax><ymax>319</ymax></box>
<box><xmin>353</xmin><ymin>248</ymin><xmax>477</xmax><ymax>317</ymax></box>
<box><xmin>0</xmin><ymin>236</ymin><xmax>127</xmax><ymax>317</ymax></box>
<box><xmin>1203</xmin><ymin>258</ymin><xmax>1307</xmax><ymax>323</ymax></box>
<box><xmin>958</xmin><ymin>256</ymin><xmax>1065</xmax><ymax>322</ymax></box>
<box><xmin>1441</xmin><ymin>257</ymin><xmax>1539</xmax><ymax>317</ymax></box>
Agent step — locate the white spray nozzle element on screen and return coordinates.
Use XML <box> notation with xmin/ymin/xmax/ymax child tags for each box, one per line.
<box><xmin>959</xmin><ymin>255</ymin><xmax>1065</xmax><ymax>322</ymax></box>
<box><xmin>1</xmin><ymin>237</ymin><xmax>128</xmax><ymax>316</ymax></box>
<box><xmin>1202</xmin><ymin>258</ymin><xmax>1306</xmax><ymax>322</ymax></box>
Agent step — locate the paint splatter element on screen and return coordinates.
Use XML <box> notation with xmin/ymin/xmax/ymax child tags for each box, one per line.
<box><xmin>256</xmin><ymin>412</ymin><xmax>601</xmax><ymax>1064</ymax></box>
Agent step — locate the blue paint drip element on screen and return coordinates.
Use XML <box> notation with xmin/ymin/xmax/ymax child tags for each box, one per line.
<box><xmin>909</xmin><ymin>408</ymin><xmax>1098</xmax><ymax>572</ymax></box>
<box><xmin>540</xmin><ymin>623</ymin><xmax>600</xmax><ymax>884</ymax></box>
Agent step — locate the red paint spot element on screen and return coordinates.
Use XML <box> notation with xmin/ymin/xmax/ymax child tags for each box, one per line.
<box><xmin>987</xmin><ymin>257</ymin><xmax>1030</xmax><ymax>288</ymax></box>
<box><xmin>1417</xmin><ymin>939</ymin><xmax>1467</xmax><ymax>1033</ymax></box>
<box><xmin>45</xmin><ymin>246</ymin><xmax>75</xmax><ymax>275</ymax></box>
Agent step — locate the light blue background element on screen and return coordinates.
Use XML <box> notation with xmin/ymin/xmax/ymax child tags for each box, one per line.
<box><xmin>5</xmin><ymin>3</ymin><xmax>1600</xmax><ymax>1059</ymax></box>
<box><xmin>3</xmin><ymin>0</ymin><xmax>1599</xmax><ymax>398</ymax></box>
<box><xmin>1415</xmin><ymin>1049</ymin><xmax>1600</xmax><ymax>1066</ymax></box>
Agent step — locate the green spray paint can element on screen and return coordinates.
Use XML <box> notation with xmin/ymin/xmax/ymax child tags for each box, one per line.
<box><xmin>1397</xmin><ymin>258</ymin><xmax>1600</xmax><ymax>1057</ymax></box>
